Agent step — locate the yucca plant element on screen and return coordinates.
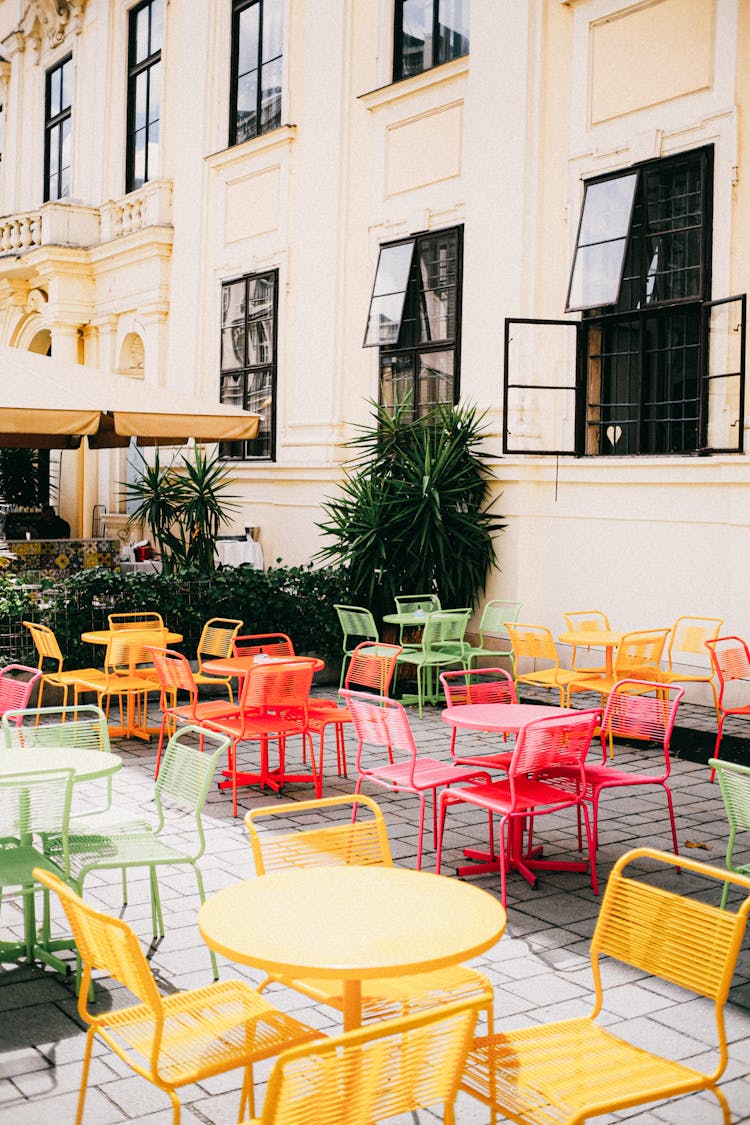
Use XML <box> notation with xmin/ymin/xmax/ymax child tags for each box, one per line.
<box><xmin>316</xmin><ymin>399</ymin><xmax>503</xmax><ymax>620</ymax></box>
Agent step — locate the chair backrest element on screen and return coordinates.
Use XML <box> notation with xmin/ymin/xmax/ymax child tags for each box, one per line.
<box><xmin>591</xmin><ymin>846</ymin><xmax>750</xmax><ymax>1075</ymax></box>
<box><xmin>509</xmin><ymin>709</ymin><xmax>601</xmax><ymax>791</ymax></box>
<box><xmin>599</xmin><ymin>680</ymin><xmax>683</xmax><ymax>765</ymax></box>
<box><xmin>233</xmin><ymin>632</ymin><xmax>295</xmax><ymax>658</ymax></box>
<box><xmin>105</xmin><ymin>628</ymin><xmax>168</xmax><ymax>675</ymax></box>
<box><xmin>107</xmin><ymin>611</ymin><xmax>164</xmax><ymax>631</ymax></box>
<box><xmin>2</xmin><ymin>704</ymin><xmax>111</xmax><ymax>752</ymax></box>
<box><xmin>22</xmin><ymin>620</ymin><xmax>64</xmax><ymax>670</ymax></box>
<box><xmin>246</xmin><ymin>793</ymin><xmax>393</xmax><ymax>873</ymax></box>
<box><xmin>0</xmin><ymin>767</ymin><xmax>73</xmax><ymax>852</ymax></box>
<box><xmin>666</xmin><ymin>615</ymin><xmax>724</xmax><ymax>671</ymax></box>
<box><xmin>505</xmin><ymin>623</ymin><xmax>559</xmax><ymax>668</ymax></box>
<box><xmin>258</xmin><ymin>997</ymin><xmax>482</xmax><ymax>1125</ymax></box>
<box><xmin>196</xmin><ymin>617</ymin><xmax>243</xmax><ymax>667</ymax></box>
<box><xmin>477</xmin><ymin>599</ymin><xmax>522</xmax><ymax>643</ymax></box>
<box><xmin>344</xmin><ymin>642</ymin><xmax>403</xmax><ymax>695</ymax></box>
<box><xmin>33</xmin><ymin>867</ymin><xmax>163</xmax><ymax>1014</ymax></box>
<box><xmin>152</xmin><ymin>727</ymin><xmax>229</xmax><ymax>846</ymax></box>
<box><xmin>440</xmin><ymin>667</ymin><xmax>517</xmax><ymax>707</ymax></box>
<box><xmin>146</xmin><ymin>646</ymin><xmax>198</xmax><ymax>701</ymax></box>
<box><xmin>239</xmin><ymin>660</ymin><xmax>314</xmax><ymax>717</ymax></box>
<box><xmin>334</xmin><ymin>605</ymin><xmax>379</xmax><ymax>649</ymax></box>
<box><xmin>562</xmin><ymin>610</ymin><xmax>611</xmax><ymax>634</ymax></box>
<box><xmin>340</xmin><ymin>690</ymin><xmax>419</xmax><ymax>778</ymax></box>
<box><xmin>710</xmin><ymin>757</ymin><xmax>750</xmax><ymax>834</ymax></box>
<box><xmin>394</xmin><ymin>594</ymin><xmax>441</xmax><ymax>616</ymax></box>
<box><xmin>422</xmin><ymin>609</ymin><xmax>471</xmax><ymax>651</ymax></box>
<box><xmin>612</xmin><ymin>629</ymin><xmax>669</xmax><ymax>677</ymax></box>
<box><xmin>705</xmin><ymin>636</ymin><xmax>750</xmax><ymax>695</ymax></box>
<box><xmin>0</xmin><ymin>665</ymin><xmax>43</xmax><ymax>717</ymax></box>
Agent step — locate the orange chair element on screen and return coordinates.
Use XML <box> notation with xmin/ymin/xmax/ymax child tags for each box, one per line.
<box><xmin>202</xmin><ymin>660</ymin><xmax>315</xmax><ymax>816</ymax></box>
<box><xmin>506</xmin><ymin>623</ymin><xmax>583</xmax><ymax>705</ymax></box>
<box><xmin>306</xmin><ymin>642</ymin><xmax>403</xmax><ymax>785</ymax></box>
<box><xmin>440</xmin><ymin>667</ymin><xmax>517</xmax><ymax>771</ymax></box>
<box><xmin>659</xmin><ymin>615</ymin><xmax>723</xmax><ymax>720</ymax></box>
<box><xmin>147</xmin><ymin>646</ymin><xmax>242</xmax><ymax>776</ymax></box>
<box><xmin>562</xmin><ymin>610</ymin><xmax>612</xmax><ymax>672</ymax></box>
<box><xmin>706</xmin><ymin>636</ymin><xmax>750</xmax><ymax>781</ymax></box>
<box><xmin>233</xmin><ymin>632</ymin><xmax>295</xmax><ymax>658</ymax></box>
<box><xmin>436</xmin><ymin>709</ymin><xmax>601</xmax><ymax>906</ymax></box>
<box><xmin>341</xmin><ymin>690</ymin><xmax>491</xmax><ymax>870</ymax></box>
<box><xmin>23</xmin><ymin>621</ymin><xmax>100</xmax><ymax>708</ymax></box>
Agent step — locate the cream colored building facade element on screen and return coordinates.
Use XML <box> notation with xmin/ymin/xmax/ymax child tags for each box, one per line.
<box><xmin>0</xmin><ymin>0</ymin><xmax>747</xmax><ymax>695</ymax></box>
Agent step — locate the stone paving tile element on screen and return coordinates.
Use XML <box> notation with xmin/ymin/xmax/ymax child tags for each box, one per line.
<box><xmin>2</xmin><ymin>689</ymin><xmax>750</xmax><ymax>1122</ymax></box>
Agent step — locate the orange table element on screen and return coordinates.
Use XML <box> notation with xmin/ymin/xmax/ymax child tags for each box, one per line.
<box><xmin>558</xmin><ymin>630</ymin><xmax>623</xmax><ymax>677</ymax></box>
<box><xmin>198</xmin><ymin>866</ymin><xmax>506</xmax><ymax>1031</ymax></box>
<box><xmin>202</xmin><ymin>654</ymin><xmax>324</xmax><ymax>679</ymax></box>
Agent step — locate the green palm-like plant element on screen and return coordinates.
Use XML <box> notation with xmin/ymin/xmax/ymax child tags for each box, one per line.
<box><xmin>316</xmin><ymin>399</ymin><xmax>503</xmax><ymax>619</ymax></box>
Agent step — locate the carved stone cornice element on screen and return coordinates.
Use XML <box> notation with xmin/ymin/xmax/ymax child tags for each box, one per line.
<box><xmin>7</xmin><ymin>1</ymin><xmax>89</xmax><ymax>56</ymax></box>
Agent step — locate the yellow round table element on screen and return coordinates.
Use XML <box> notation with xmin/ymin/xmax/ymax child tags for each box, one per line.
<box><xmin>199</xmin><ymin>865</ymin><xmax>506</xmax><ymax>1031</ymax></box>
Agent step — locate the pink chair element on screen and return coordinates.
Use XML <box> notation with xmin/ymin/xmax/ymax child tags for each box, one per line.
<box><xmin>706</xmin><ymin>636</ymin><xmax>750</xmax><ymax>781</ymax></box>
<box><xmin>0</xmin><ymin>664</ymin><xmax>43</xmax><ymax>726</ymax></box>
<box><xmin>340</xmin><ymin>689</ymin><xmax>491</xmax><ymax>870</ymax></box>
<box><xmin>436</xmin><ymin>709</ymin><xmax>601</xmax><ymax>906</ymax></box>
<box><xmin>440</xmin><ymin>667</ymin><xmax>517</xmax><ymax>771</ymax></box>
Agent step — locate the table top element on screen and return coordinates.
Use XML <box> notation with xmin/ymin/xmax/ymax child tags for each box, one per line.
<box><xmin>558</xmin><ymin>630</ymin><xmax>622</xmax><ymax>647</ymax></box>
<box><xmin>442</xmin><ymin>702</ymin><xmax>576</xmax><ymax>733</ymax></box>
<box><xmin>199</xmin><ymin>866</ymin><xmax>505</xmax><ymax>981</ymax></box>
<box><xmin>202</xmin><ymin>654</ymin><xmax>324</xmax><ymax>676</ymax></box>
<box><xmin>0</xmin><ymin>747</ymin><xmax>122</xmax><ymax>782</ymax></box>
<box><xmin>383</xmin><ymin>611</ymin><xmax>432</xmax><ymax>626</ymax></box>
<box><xmin>81</xmin><ymin>628</ymin><xmax>183</xmax><ymax>646</ymax></box>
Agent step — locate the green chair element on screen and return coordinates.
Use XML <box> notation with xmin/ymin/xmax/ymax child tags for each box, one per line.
<box><xmin>334</xmin><ymin>604</ymin><xmax>379</xmax><ymax>688</ymax></box>
<box><xmin>465</xmin><ymin>599</ymin><xmax>523</xmax><ymax>672</ymax></box>
<box><xmin>65</xmin><ymin>725</ymin><xmax>230</xmax><ymax>979</ymax></box>
<box><xmin>710</xmin><ymin>756</ymin><xmax>750</xmax><ymax>908</ymax></box>
<box><xmin>393</xmin><ymin>594</ymin><xmax>442</xmax><ymax>645</ymax></box>
<box><xmin>0</xmin><ymin>766</ymin><xmax>74</xmax><ymax>970</ymax></box>
<box><xmin>396</xmin><ymin>609</ymin><xmax>471</xmax><ymax>717</ymax></box>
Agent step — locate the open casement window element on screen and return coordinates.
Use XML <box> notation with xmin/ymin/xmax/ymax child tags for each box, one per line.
<box><xmin>503</xmin><ymin>319</ymin><xmax>580</xmax><ymax>454</ymax></box>
<box><xmin>566</xmin><ymin>173</ymin><xmax>638</xmax><ymax>312</ymax></box>
<box><xmin>702</xmin><ymin>295</ymin><xmax>746</xmax><ymax>453</ymax></box>
<box><xmin>363</xmin><ymin>241</ymin><xmax>416</xmax><ymax>348</ymax></box>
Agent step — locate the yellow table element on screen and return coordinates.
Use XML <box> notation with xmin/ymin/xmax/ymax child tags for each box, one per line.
<box><xmin>558</xmin><ymin>629</ymin><xmax>623</xmax><ymax>677</ymax></box>
<box><xmin>81</xmin><ymin>629</ymin><xmax>183</xmax><ymax>647</ymax></box>
<box><xmin>199</xmin><ymin>865</ymin><xmax>506</xmax><ymax>1031</ymax></box>
<box><xmin>80</xmin><ymin>628</ymin><xmax>183</xmax><ymax>740</ymax></box>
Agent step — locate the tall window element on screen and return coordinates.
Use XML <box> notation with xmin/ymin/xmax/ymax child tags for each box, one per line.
<box><xmin>230</xmin><ymin>0</ymin><xmax>283</xmax><ymax>146</ymax></box>
<box><xmin>503</xmin><ymin>146</ymin><xmax>746</xmax><ymax>457</ymax></box>
<box><xmin>364</xmin><ymin>227</ymin><xmax>463</xmax><ymax>418</ymax></box>
<box><xmin>394</xmin><ymin>0</ymin><xmax>470</xmax><ymax>82</ymax></box>
<box><xmin>44</xmin><ymin>56</ymin><xmax>72</xmax><ymax>201</ymax></box>
<box><xmin>220</xmin><ymin>271</ymin><xmax>278</xmax><ymax>460</ymax></box>
<box><xmin>126</xmin><ymin>0</ymin><xmax>163</xmax><ymax>193</ymax></box>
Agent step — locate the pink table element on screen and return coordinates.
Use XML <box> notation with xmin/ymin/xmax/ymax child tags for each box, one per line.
<box><xmin>440</xmin><ymin>701</ymin><xmax>585</xmax><ymax>888</ymax></box>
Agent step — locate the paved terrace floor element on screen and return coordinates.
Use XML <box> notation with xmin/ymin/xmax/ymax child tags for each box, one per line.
<box><xmin>2</xmin><ymin>685</ymin><xmax>750</xmax><ymax>1124</ymax></box>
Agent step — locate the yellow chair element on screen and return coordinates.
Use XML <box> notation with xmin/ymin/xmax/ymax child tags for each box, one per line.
<box><xmin>242</xmin><ymin>997</ymin><xmax>482</xmax><ymax>1125</ymax></box>
<box><xmin>245</xmin><ymin>794</ymin><xmax>496</xmax><ymax>1028</ymax></box>
<box><xmin>72</xmin><ymin>627</ymin><xmax>168</xmax><ymax>739</ymax></box>
<box><xmin>659</xmin><ymin>614</ymin><xmax>724</xmax><ymax>720</ymax></box>
<box><xmin>562</xmin><ymin>609</ymin><xmax>612</xmax><ymax>672</ymax></box>
<box><xmin>506</xmin><ymin>622</ymin><xmax>582</xmax><ymax>705</ymax></box>
<box><xmin>461</xmin><ymin>846</ymin><xmax>750</xmax><ymax>1124</ymax></box>
<box><xmin>34</xmin><ymin>867</ymin><xmax>323</xmax><ymax>1125</ymax></box>
<box><xmin>107</xmin><ymin>610</ymin><xmax>164</xmax><ymax>630</ymax></box>
<box><xmin>568</xmin><ymin>627</ymin><xmax>670</xmax><ymax>702</ymax></box>
<box><xmin>23</xmin><ymin>620</ymin><xmax>101</xmax><ymax>708</ymax></box>
<box><xmin>193</xmin><ymin>616</ymin><xmax>244</xmax><ymax>701</ymax></box>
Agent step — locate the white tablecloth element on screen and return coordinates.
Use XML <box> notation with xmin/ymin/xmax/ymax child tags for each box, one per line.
<box><xmin>215</xmin><ymin>538</ymin><xmax>264</xmax><ymax>569</ymax></box>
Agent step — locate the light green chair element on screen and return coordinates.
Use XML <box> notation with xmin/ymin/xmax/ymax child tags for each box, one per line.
<box><xmin>709</xmin><ymin>756</ymin><xmax>750</xmax><ymax>908</ymax></box>
<box><xmin>464</xmin><ymin>600</ymin><xmax>523</xmax><ymax>672</ymax></box>
<box><xmin>396</xmin><ymin>609</ymin><xmax>471</xmax><ymax>717</ymax></box>
<box><xmin>65</xmin><ymin>725</ymin><xmax>230</xmax><ymax>979</ymax></box>
<box><xmin>334</xmin><ymin>604</ymin><xmax>379</xmax><ymax>688</ymax></box>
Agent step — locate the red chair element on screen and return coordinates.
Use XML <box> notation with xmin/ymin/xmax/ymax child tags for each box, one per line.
<box><xmin>203</xmin><ymin>660</ymin><xmax>315</xmax><ymax>816</ymax></box>
<box><xmin>440</xmin><ymin>668</ymin><xmax>517</xmax><ymax>771</ymax></box>
<box><xmin>436</xmin><ymin>709</ymin><xmax>601</xmax><ymax>906</ymax></box>
<box><xmin>233</xmin><ymin>633</ymin><xmax>295</xmax><ymax>658</ymax></box>
<box><xmin>706</xmin><ymin>636</ymin><xmax>750</xmax><ymax>781</ymax></box>
<box><xmin>147</xmin><ymin>647</ymin><xmax>241</xmax><ymax>777</ymax></box>
<box><xmin>0</xmin><ymin>664</ymin><xmax>43</xmax><ymax>724</ymax></box>
<box><xmin>306</xmin><ymin>642</ymin><xmax>403</xmax><ymax>784</ymax></box>
<box><xmin>340</xmin><ymin>690</ymin><xmax>491</xmax><ymax>871</ymax></box>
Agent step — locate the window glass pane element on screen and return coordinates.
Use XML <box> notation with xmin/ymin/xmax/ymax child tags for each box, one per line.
<box><xmin>149</xmin><ymin>64</ymin><xmax>161</xmax><ymax>124</ymax></box>
<box><xmin>222</xmin><ymin>281</ymin><xmax>246</xmax><ymax>327</ymax></box>
<box><xmin>133</xmin><ymin>129</ymin><xmax>146</xmax><ymax>189</ymax></box>
<box><xmin>221</xmin><ymin>373</ymin><xmax>245</xmax><ymax>408</ymax></box>
<box><xmin>147</xmin><ymin>121</ymin><xmax>159</xmax><ymax>178</ymax></box>
<box><xmin>260</xmin><ymin>57</ymin><xmax>282</xmax><ymax>132</ymax></box>
<box><xmin>365</xmin><ymin>295</ymin><xmax>410</xmax><ymax>348</ymax></box>
<box><xmin>135</xmin><ymin>4</ymin><xmax>150</xmax><ymax>62</ymax></box>
<box><xmin>221</xmin><ymin>326</ymin><xmax>245</xmax><ymax>369</ymax></box>
<box><xmin>135</xmin><ymin>72</ymin><xmax>148</xmax><ymax>130</ymax></box>
<box><xmin>417</xmin><ymin>351</ymin><xmax>454</xmax><ymax>414</ymax></box>
<box><xmin>248</xmin><ymin>319</ymin><xmax>273</xmax><ymax>365</ymax></box>
<box><xmin>418</xmin><ymin>231</ymin><xmax>457</xmax><ymax>343</ymax></box>
<box><xmin>238</xmin><ymin>4</ymin><xmax>260</xmax><ymax>77</ymax></box>
<box><xmin>364</xmin><ymin>242</ymin><xmax>415</xmax><ymax>347</ymax></box>
<box><xmin>150</xmin><ymin>0</ymin><xmax>164</xmax><ymax>53</ymax></box>
<box><xmin>373</xmin><ymin>242</ymin><xmax>415</xmax><ymax>297</ymax></box>
<box><xmin>380</xmin><ymin>353</ymin><xmax>416</xmax><ymax>415</ymax></box>
<box><xmin>60</xmin><ymin>59</ymin><xmax>72</xmax><ymax>112</ymax></box>
<box><xmin>49</xmin><ymin>128</ymin><xmax>60</xmax><ymax>178</ymax></box>
<box><xmin>400</xmin><ymin>0</ymin><xmax>431</xmax><ymax>77</ymax></box>
<box><xmin>578</xmin><ymin>175</ymin><xmax>638</xmax><ymax>245</ymax></box>
<box><xmin>569</xmin><ymin>239</ymin><xmax>629</xmax><ymax>311</ymax></box>
<box><xmin>245</xmin><ymin>369</ymin><xmax>273</xmax><ymax>457</ymax></box>
<box><xmin>236</xmin><ymin>72</ymin><xmax>258</xmax><ymax>143</ymax></box>
<box><xmin>49</xmin><ymin>69</ymin><xmax>60</xmax><ymax>118</ymax></box>
<box><xmin>567</xmin><ymin>174</ymin><xmax>638</xmax><ymax>311</ymax></box>
<box><xmin>263</xmin><ymin>0</ymin><xmax>284</xmax><ymax>61</ymax></box>
<box><xmin>437</xmin><ymin>0</ymin><xmax>470</xmax><ymax>64</ymax></box>
<box><xmin>60</xmin><ymin>119</ymin><xmax>71</xmax><ymax>193</ymax></box>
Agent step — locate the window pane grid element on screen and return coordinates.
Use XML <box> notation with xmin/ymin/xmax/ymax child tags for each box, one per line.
<box><xmin>220</xmin><ymin>271</ymin><xmax>277</xmax><ymax>460</ymax></box>
<box><xmin>394</xmin><ymin>0</ymin><xmax>469</xmax><ymax>81</ymax></box>
<box><xmin>45</xmin><ymin>56</ymin><xmax>72</xmax><ymax>202</ymax></box>
<box><xmin>127</xmin><ymin>0</ymin><xmax>162</xmax><ymax>192</ymax></box>
<box><xmin>231</xmin><ymin>0</ymin><xmax>283</xmax><ymax>145</ymax></box>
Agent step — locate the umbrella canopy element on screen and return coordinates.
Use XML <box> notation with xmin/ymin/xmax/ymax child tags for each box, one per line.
<box><xmin>0</xmin><ymin>345</ymin><xmax>259</xmax><ymax>448</ymax></box>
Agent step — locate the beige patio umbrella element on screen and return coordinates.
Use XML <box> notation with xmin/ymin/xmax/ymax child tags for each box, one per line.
<box><xmin>0</xmin><ymin>344</ymin><xmax>259</xmax><ymax>447</ymax></box>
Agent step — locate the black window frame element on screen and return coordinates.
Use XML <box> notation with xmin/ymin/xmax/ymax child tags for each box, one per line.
<box><xmin>364</xmin><ymin>226</ymin><xmax>463</xmax><ymax>419</ymax></box>
<box><xmin>229</xmin><ymin>0</ymin><xmax>283</xmax><ymax>147</ymax></box>
<box><xmin>44</xmin><ymin>54</ymin><xmax>72</xmax><ymax>202</ymax></box>
<box><xmin>219</xmin><ymin>269</ymin><xmax>278</xmax><ymax>462</ymax></box>
<box><xmin>503</xmin><ymin>146</ymin><xmax>746</xmax><ymax>457</ymax></box>
<box><xmin>125</xmin><ymin>0</ymin><xmax>162</xmax><ymax>194</ymax></box>
<box><xmin>393</xmin><ymin>0</ymin><xmax>470</xmax><ymax>83</ymax></box>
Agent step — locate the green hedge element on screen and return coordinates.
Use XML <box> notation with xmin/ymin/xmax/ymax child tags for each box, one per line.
<box><xmin>1</xmin><ymin>563</ymin><xmax>351</xmax><ymax>670</ymax></box>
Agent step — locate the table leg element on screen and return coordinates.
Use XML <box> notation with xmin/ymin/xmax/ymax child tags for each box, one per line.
<box><xmin>342</xmin><ymin>978</ymin><xmax>362</xmax><ymax>1032</ymax></box>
